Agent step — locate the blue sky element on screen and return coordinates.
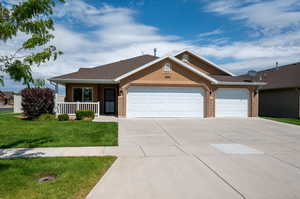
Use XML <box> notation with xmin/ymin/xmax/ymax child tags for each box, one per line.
<box><xmin>1</xmin><ymin>0</ymin><xmax>300</xmax><ymax>92</ymax></box>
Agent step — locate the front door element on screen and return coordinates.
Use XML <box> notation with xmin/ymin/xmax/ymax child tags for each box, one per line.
<box><xmin>104</xmin><ymin>88</ymin><xmax>116</xmax><ymax>114</ymax></box>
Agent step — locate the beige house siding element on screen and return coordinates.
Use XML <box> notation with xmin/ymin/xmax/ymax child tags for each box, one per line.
<box><xmin>117</xmin><ymin>58</ymin><xmax>259</xmax><ymax>117</ymax></box>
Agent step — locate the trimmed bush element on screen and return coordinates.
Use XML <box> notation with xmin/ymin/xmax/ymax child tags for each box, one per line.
<box><xmin>38</xmin><ymin>113</ymin><xmax>56</xmax><ymax>121</ymax></box>
<box><xmin>21</xmin><ymin>88</ymin><xmax>55</xmax><ymax>119</ymax></box>
<box><xmin>75</xmin><ymin>110</ymin><xmax>95</xmax><ymax>120</ymax></box>
<box><xmin>58</xmin><ymin>114</ymin><xmax>69</xmax><ymax>121</ymax></box>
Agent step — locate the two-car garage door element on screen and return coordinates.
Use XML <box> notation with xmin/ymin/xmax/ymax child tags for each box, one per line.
<box><xmin>127</xmin><ymin>87</ymin><xmax>204</xmax><ymax>117</ymax></box>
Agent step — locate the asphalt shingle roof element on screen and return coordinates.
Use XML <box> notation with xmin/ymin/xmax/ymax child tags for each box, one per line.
<box><xmin>50</xmin><ymin>55</ymin><xmax>158</xmax><ymax>80</ymax></box>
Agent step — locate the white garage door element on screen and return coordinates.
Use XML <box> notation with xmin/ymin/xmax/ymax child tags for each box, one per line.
<box><xmin>127</xmin><ymin>87</ymin><xmax>204</xmax><ymax>117</ymax></box>
<box><xmin>216</xmin><ymin>88</ymin><xmax>249</xmax><ymax>117</ymax></box>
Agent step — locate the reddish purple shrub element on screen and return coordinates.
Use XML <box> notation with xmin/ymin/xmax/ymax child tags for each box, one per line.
<box><xmin>21</xmin><ymin>88</ymin><xmax>55</xmax><ymax>119</ymax></box>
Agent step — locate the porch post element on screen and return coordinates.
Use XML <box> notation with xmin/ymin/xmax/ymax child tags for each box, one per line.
<box><xmin>98</xmin><ymin>101</ymin><xmax>100</xmax><ymax>118</ymax></box>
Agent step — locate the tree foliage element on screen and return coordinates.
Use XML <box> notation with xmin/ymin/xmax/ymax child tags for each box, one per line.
<box><xmin>0</xmin><ymin>0</ymin><xmax>64</xmax><ymax>87</ymax></box>
<box><xmin>33</xmin><ymin>78</ymin><xmax>46</xmax><ymax>88</ymax></box>
<box><xmin>21</xmin><ymin>88</ymin><xmax>55</xmax><ymax>119</ymax></box>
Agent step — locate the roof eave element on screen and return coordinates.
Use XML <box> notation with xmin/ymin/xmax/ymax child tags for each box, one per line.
<box><xmin>213</xmin><ymin>81</ymin><xmax>267</xmax><ymax>86</ymax></box>
<box><xmin>49</xmin><ymin>78</ymin><xmax>119</xmax><ymax>84</ymax></box>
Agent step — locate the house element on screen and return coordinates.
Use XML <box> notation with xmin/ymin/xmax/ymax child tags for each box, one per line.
<box><xmin>0</xmin><ymin>91</ymin><xmax>14</xmax><ymax>105</ymax></box>
<box><xmin>0</xmin><ymin>91</ymin><xmax>5</xmax><ymax>105</ymax></box>
<box><xmin>49</xmin><ymin>50</ymin><xmax>265</xmax><ymax>118</ymax></box>
<box><xmin>256</xmin><ymin>62</ymin><xmax>300</xmax><ymax>118</ymax></box>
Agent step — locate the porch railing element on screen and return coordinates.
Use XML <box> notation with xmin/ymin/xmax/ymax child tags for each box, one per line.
<box><xmin>56</xmin><ymin>102</ymin><xmax>100</xmax><ymax>117</ymax></box>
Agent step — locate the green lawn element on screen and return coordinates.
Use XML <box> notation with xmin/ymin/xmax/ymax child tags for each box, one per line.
<box><xmin>0</xmin><ymin>157</ymin><xmax>116</xmax><ymax>199</ymax></box>
<box><xmin>263</xmin><ymin>117</ymin><xmax>300</xmax><ymax>126</ymax></box>
<box><xmin>0</xmin><ymin>111</ymin><xmax>118</xmax><ymax>148</ymax></box>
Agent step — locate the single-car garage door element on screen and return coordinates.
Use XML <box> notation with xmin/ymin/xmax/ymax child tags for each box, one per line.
<box><xmin>127</xmin><ymin>87</ymin><xmax>204</xmax><ymax>117</ymax></box>
<box><xmin>215</xmin><ymin>88</ymin><xmax>249</xmax><ymax>117</ymax></box>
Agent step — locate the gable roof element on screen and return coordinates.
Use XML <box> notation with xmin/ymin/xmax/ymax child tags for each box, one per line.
<box><xmin>114</xmin><ymin>56</ymin><xmax>218</xmax><ymax>83</ymax></box>
<box><xmin>49</xmin><ymin>50</ymin><xmax>265</xmax><ymax>86</ymax></box>
<box><xmin>254</xmin><ymin>62</ymin><xmax>300</xmax><ymax>90</ymax></box>
<box><xmin>173</xmin><ymin>49</ymin><xmax>235</xmax><ymax>76</ymax></box>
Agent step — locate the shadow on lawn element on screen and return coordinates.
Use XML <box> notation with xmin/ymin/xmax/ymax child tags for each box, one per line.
<box><xmin>0</xmin><ymin>148</ymin><xmax>45</xmax><ymax>159</ymax></box>
<box><xmin>0</xmin><ymin>162</ymin><xmax>10</xmax><ymax>171</ymax></box>
<box><xmin>0</xmin><ymin>137</ymin><xmax>54</xmax><ymax>149</ymax></box>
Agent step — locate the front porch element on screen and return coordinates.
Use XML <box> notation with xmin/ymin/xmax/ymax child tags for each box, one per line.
<box><xmin>65</xmin><ymin>83</ymin><xmax>119</xmax><ymax>116</ymax></box>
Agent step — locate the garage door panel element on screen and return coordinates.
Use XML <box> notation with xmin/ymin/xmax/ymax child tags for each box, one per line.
<box><xmin>216</xmin><ymin>89</ymin><xmax>249</xmax><ymax>117</ymax></box>
<box><xmin>127</xmin><ymin>87</ymin><xmax>204</xmax><ymax>117</ymax></box>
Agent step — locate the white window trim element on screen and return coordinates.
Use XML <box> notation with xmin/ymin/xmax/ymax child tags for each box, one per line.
<box><xmin>163</xmin><ymin>62</ymin><xmax>172</xmax><ymax>73</ymax></box>
<box><xmin>72</xmin><ymin>87</ymin><xmax>93</xmax><ymax>102</ymax></box>
<box><xmin>182</xmin><ymin>54</ymin><xmax>189</xmax><ymax>62</ymax></box>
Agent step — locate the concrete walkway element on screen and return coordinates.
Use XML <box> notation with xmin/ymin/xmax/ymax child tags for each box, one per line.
<box><xmin>0</xmin><ymin>146</ymin><xmax>144</xmax><ymax>159</ymax></box>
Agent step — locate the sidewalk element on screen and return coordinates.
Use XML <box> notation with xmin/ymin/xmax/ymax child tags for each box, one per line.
<box><xmin>0</xmin><ymin>146</ymin><xmax>145</xmax><ymax>159</ymax></box>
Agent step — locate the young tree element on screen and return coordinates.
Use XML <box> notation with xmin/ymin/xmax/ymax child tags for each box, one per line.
<box><xmin>0</xmin><ymin>0</ymin><xmax>64</xmax><ymax>87</ymax></box>
<box><xmin>33</xmin><ymin>78</ymin><xmax>46</xmax><ymax>88</ymax></box>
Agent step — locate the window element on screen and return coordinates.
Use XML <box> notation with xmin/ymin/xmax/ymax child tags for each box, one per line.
<box><xmin>73</xmin><ymin>88</ymin><xmax>92</xmax><ymax>102</ymax></box>
<box><xmin>182</xmin><ymin>54</ymin><xmax>189</xmax><ymax>62</ymax></box>
<box><xmin>163</xmin><ymin>63</ymin><xmax>172</xmax><ymax>73</ymax></box>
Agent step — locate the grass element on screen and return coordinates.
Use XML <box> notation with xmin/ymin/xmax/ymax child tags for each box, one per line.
<box><xmin>263</xmin><ymin>117</ymin><xmax>300</xmax><ymax>126</ymax></box>
<box><xmin>0</xmin><ymin>111</ymin><xmax>118</xmax><ymax>148</ymax></box>
<box><xmin>0</xmin><ymin>156</ymin><xmax>116</xmax><ymax>199</ymax></box>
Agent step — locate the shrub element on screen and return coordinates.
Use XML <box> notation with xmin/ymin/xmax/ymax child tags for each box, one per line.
<box><xmin>75</xmin><ymin>110</ymin><xmax>95</xmax><ymax>120</ymax></box>
<box><xmin>58</xmin><ymin>114</ymin><xmax>69</xmax><ymax>121</ymax></box>
<box><xmin>38</xmin><ymin>113</ymin><xmax>56</xmax><ymax>121</ymax></box>
<box><xmin>21</xmin><ymin>88</ymin><xmax>55</xmax><ymax>119</ymax></box>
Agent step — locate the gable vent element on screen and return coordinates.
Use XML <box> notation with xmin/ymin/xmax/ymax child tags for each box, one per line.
<box><xmin>181</xmin><ymin>54</ymin><xmax>189</xmax><ymax>62</ymax></box>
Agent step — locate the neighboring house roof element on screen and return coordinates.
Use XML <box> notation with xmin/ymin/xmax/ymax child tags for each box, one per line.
<box><xmin>253</xmin><ymin>62</ymin><xmax>300</xmax><ymax>90</ymax></box>
<box><xmin>50</xmin><ymin>50</ymin><xmax>265</xmax><ymax>86</ymax></box>
<box><xmin>0</xmin><ymin>91</ymin><xmax>14</xmax><ymax>99</ymax></box>
<box><xmin>0</xmin><ymin>91</ymin><xmax>5</xmax><ymax>99</ymax></box>
<box><xmin>3</xmin><ymin>91</ymin><xmax>14</xmax><ymax>99</ymax></box>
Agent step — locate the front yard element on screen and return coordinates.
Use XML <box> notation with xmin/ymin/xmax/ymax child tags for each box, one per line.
<box><xmin>263</xmin><ymin>117</ymin><xmax>300</xmax><ymax>126</ymax></box>
<box><xmin>0</xmin><ymin>157</ymin><xmax>116</xmax><ymax>199</ymax></box>
<box><xmin>0</xmin><ymin>111</ymin><xmax>118</xmax><ymax>148</ymax></box>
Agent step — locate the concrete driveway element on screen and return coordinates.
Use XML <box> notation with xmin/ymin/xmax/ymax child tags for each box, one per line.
<box><xmin>87</xmin><ymin>118</ymin><xmax>300</xmax><ymax>199</ymax></box>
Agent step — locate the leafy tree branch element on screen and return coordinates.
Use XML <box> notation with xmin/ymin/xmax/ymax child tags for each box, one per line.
<box><xmin>0</xmin><ymin>0</ymin><xmax>64</xmax><ymax>87</ymax></box>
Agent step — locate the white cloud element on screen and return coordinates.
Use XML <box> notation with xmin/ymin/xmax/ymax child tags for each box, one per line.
<box><xmin>204</xmin><ymin>0</ymin><xmax>300</xmax><ymax>34</ymax></box>
<box><xmin>1</xmin><ymin>0</ymin><xmax>300</xmax><ymax>92</ymax></box>
<box><xmin>197</xmin><ymin>28</ymin><xmax>223</xmax><ymax>37</ymax></box>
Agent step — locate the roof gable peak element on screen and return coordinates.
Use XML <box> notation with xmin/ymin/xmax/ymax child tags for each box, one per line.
<box><xmin>173</xmin><ymin>49</ymin><xmax>235</xmax><ymax>76</ymax></box>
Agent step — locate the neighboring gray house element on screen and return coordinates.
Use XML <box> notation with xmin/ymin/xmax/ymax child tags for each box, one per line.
<box><xmin>257</xmin><ymin>62</ymin><xmax>300</xmax><ymax>118</ymax></box>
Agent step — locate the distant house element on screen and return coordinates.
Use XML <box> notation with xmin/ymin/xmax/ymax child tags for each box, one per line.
<box><xmin>0</xmin><ymin>91</ymin><xmax>5</xmax><ymax>105</ymax></box>
<box><xmin>257</xmin><ymin>62</ymin><xmax>300</xmax><ymax>118</ymax></box>
<box><xmin>49</xmin><ymin>49</ymin><xmax>265</xmax><ymax>118</ymax></box>
<box><xmin>0</xmin><ymin>91</ymin><xmax>14</xmax><ymax>105</ymax></box>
